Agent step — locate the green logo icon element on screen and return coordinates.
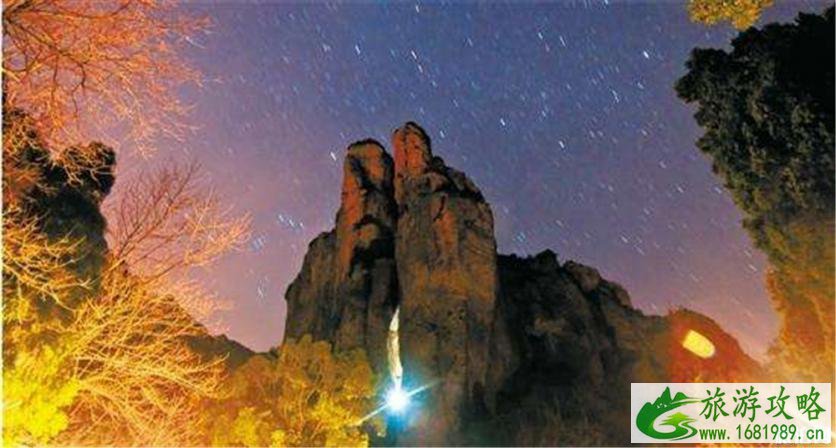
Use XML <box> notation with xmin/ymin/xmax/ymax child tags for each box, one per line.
<box><xmin>636</xmin><ymin>387</ymin><xmax>700</xmax><ymax>440</ymax></box>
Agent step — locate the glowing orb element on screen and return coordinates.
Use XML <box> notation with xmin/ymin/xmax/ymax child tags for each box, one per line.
<box><xmin>386</xmin><ymin>386</ymin><xmax>410</xmax><ymax>413</ymax></box>
<box><xmin>682</xmin><ymin>329</ymin><xmax>716</xmax><ymax>359</ymax></box>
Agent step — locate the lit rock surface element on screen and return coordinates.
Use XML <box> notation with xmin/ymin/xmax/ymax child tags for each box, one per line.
<box><xmin>284</xmin><ymin>122</ymin><xmax>763</xmax><ymax>445</ymax></box>
<box><xmin>392</xmin><ymin>122</ymin><xmax>498</xmax><ymax>444</ymax></box>
<box><xmin>285</xmin><ymin>140</ymin><xmax>398</xmax><ymax>374</ymax></box>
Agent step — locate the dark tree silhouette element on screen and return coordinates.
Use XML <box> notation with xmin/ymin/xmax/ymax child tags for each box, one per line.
<box><xmin>676</xmin><ymin>7</ymin><xmax>834</xmax><ymax>381</ymax></box>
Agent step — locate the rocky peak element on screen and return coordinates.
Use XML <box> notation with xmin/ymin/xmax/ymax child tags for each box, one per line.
<box><xmin>342</xmin><ymin>139</ymin><xmax>392</xmax><ymax>197</ymax></box>
<box><xmin>284</xmin><ymin>122</ymin><xmax>763</xmax><ymax>446</ymax></box>
<box><xmin>393</xmin><ymin>121</ymin><xmax>432</xmax><ymax>205</ymax></box>
<box><xmin>391</xmin><ymin>122</ymin><xmax>498</xmax><ymax>444</ymax></box>
<box><xmin>337</xmin><ymin>140</ymin><xmax>396</xmax><ymax>277</ymax></box>
<box><xmin>285</xmin><ymin>139</ymin><xmax>398</xmax><ymax>374</ymax></box>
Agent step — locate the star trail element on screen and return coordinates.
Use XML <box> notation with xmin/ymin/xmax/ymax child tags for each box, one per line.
<box><xmin>128</xmin><ymin>1</ymin><xmax>828</xmax><ymax>356</ymax></box>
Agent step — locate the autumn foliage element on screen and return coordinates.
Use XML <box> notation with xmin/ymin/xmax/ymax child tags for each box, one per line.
<box><xmin>2</xmin><ymin>116</ymin><xmax>222</xmax><ymax>445</ymax></box>
<box><xmin>2</xmin><ymin>0</ymin><xmax>375</xmax><ymax>446</ymax></box>
<box><xmin>203</xmin><ymin>336</ymin><xmax>378</xmax><ymax>447</ymax></box>
<box><xmin>687</xmin><ymin>0</ymin><xmax>774</xmax><ymax>29</ymax></box>
<box><xmin>1</xmin><ymin>113</ymin><xmax>377</xmax><ymax>445</ymax></box>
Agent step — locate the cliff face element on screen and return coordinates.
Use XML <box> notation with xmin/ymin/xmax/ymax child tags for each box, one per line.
<box><xmin>490</xmin><ymin>252</ymin><xmax>762</xmax><ymax>445</ymax></box>
<box><xmin>284</xmin><ymin>122</ymin><xmax>762</xmax><ymax>446</ymax></box>
<box><xmin>392</xmin><ymin>123</ymin><xmax>499</xmax><ymax>444</ymax></box>
<box><xmin>285</xmin><ymin>140</ymin><xmax>398</xmax><ymax>375</ymax></box>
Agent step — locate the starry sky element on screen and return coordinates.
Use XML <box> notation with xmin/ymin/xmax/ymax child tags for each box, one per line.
<box><xmin>126</xmin><ymin>1</ymin><xmax>828</xmax><ymax>357</ymax></box>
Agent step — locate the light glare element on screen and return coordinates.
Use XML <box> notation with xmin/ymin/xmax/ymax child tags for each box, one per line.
<box><xmin>386</xmin><ymin>386</ymin><xmax>409</xmax><ymax>412</ymax></box>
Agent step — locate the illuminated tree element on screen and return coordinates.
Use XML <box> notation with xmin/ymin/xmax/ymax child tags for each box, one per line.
<box><xmin>2</xmin><ymin>120</ymin><xmax>248</xmax><ymax>445</ymax></box>
<box><xmin>58</xmin><ymin>271</ymin><xmax>226</xmax><ymax>446</ymax></box>
<box><xmin>676</xmin><ymin>7</ymin><xmax>834</xmax><ymax>381</ymax></box>
<box><xmin>3</xmin><ymin>343</ymin><xmax>79</xmax><ymax>446</ymax></box>
<box><xmin>204</xmin><ymin>336</ymin><xmax>378</xmax><ymax>447</ymax></box>
<box><xmin>687</xmin><ymin>0</ymin><xmax>774</xmax><ymax>29</ymax></box>
<box><xmin>2</xmin><ymin>213</ymin><xmax>88</xmax><ymax>316</ymax></box>
<box><xmin>2</xmin><ymin>0</ymin><xmax>207</xmax><ymax>165</ymax></box>
<box><xmin>105</xmin><ymin>161</ymin><xmax>250</xmax><ymax>286</ymax></box>
<box><xmin>1</xmin><ymin>113</ymin><xmax>97</xmax><ymax>445</ymax></box>
<box><xmin>1</xmin><ymin>2</ymin><xmax>246</xmax><ymax>445</ymax></box>
<box><xmin>2</xmin><ymin>113</ymin><xmax>113</xmax><ymax>359</ymax></box>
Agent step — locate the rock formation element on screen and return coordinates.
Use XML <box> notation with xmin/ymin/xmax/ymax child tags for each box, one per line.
<box><xmin>392</xmin><ymin>123</ymin><xmax>499</xmax><ymax>444</ymax></box>
<box><xmin>489</xmin><ymin>251</ymin><xmax>762</xmax><ymax>445</ymax></box>
<box><xmin>285</xmin><ymin>140</ymin><xmax>398</xmax><ymax>374</ymax></box>
<box><xmin>284</xmin><ymin>122</ymin><xmax>763</xmax><ymax>446</ymax></box>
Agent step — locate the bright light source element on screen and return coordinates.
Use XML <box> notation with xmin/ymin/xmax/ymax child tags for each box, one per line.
<box><xmin>682</xmin><ymin>329</ymin><xmax>716</xmax><ymax>359</ymax></box>
<box><xmin>386</xmin><ymin>386</ymin><xmax>410</xmax><ymax>413</ymax></box>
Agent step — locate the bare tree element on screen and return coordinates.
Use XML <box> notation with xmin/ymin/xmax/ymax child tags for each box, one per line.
<box><xmin>60</xmin><ymin>270</ymin><xmax>226</xmax><ymax>446</ymax></box>
<box><xmin>2</xmin><ymin>2</ymin><xmax>252</xmax><ymax>445</ymax></box>
<box><xmin>106</xmin><ymin>161</ymin><xmax>250</xmax><ymax>283</ymax></box>
<box><xmin>2</xmin><ymin>0</ymin><xmax>208</xmax><ymax>167</ymax></box>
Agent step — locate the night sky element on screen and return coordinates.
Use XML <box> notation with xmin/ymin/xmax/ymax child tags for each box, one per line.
<box><xmin>117</xmin><ymin>1</ymin><xmax>829</xmax><ymax>357</ymax></box>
